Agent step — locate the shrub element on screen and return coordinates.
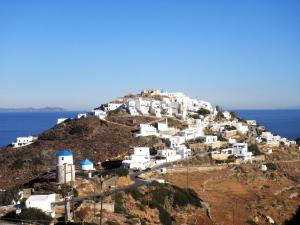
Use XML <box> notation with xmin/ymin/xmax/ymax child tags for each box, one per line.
<box><xmin>32</xmin><ymin>157</ymin><xmax>43</xmax><ymax>165</ymax></box>
<box><xmin>136</xmin><ymin>202</ymin><xmax>145</xmax><ymax>211</ymax></box>
<box><xmin>114</xmin><ymin>193</ymin><xmax>126</xmax><ymax>214</ymax></box>
<box><xmin>156</xmin><ymin>204</ymin><xmax>172</xmax><ymax>225</ymax></box>
<box><xmin>17</xmin><ymin>208</ymin><xmax>52</xmax><ymax>225</ymax></box>
<box><xmin>11</xmin><ymin>159</ymin><xmax>23</xmax><ymax>170</ymax></box>
<box><xmin>126</xmin><ymin>189</ymin><xmax>143</xmax><ymax>201</ymax></box>
<box><xmin>69</xmin><ymin>125</ymin><xmax>87</xmax><ymax>135</ymax></box>
<box><xmin>248</xmin><ymin>144</ymin><xmax>262</xmax><ymax>156</ymax></box>
<box><xmin>115</xmin><ymin>168</ymin><xmax>129</xmax><ymax>177</ymax></box>
<box><xmin>230</xmin><ymin>111</ymin><xmax>237</xmax><ymax>119</ymax></box>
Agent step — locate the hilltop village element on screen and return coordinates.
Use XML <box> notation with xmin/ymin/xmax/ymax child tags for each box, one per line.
<box><xmin>0</xmin><ymin>89</ymin><xmax>299</xmax><ymax>225</ymax></box>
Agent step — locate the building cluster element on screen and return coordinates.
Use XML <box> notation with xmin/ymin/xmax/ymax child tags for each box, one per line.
<box><xmin>13</xmin><ymin>150</ymin><xmax>95</xmax><ymax>218</ymax></box>
<box><xmin>92</xmin><ymin>89</ymin><xmax>215</xmax><ymax>120</ymax></box>
<box><xmin>210</xmin><ymin>143</ymin><xmax>253</xmax><ymax>161</ymax></box>
<box><xmin>256</xmin><ymin>131</ymin><xmax>296</xmax><ymax>146</ymax></box>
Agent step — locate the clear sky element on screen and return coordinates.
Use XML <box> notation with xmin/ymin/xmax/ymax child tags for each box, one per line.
<box><xmin>0</xmin><ymin>0</ymin><xmax>299</xmax><ymax>110</ymax></box>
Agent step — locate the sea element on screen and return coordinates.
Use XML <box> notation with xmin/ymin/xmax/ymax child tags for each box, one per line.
<box><xmin>0</xmin><ymin>110</ymin><xmax>299</xmax><ymax>148</ymax></box>
<box><xmin>0</xmin><ymin>111</ymin><xmax>80</xmax><ymax>148</ymax></box>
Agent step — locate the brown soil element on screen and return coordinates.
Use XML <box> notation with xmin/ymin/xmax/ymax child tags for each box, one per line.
<box><xmin>165</xmin><ymin>161</ymin><xmax>300</xmax><ymax>225</ymax></box>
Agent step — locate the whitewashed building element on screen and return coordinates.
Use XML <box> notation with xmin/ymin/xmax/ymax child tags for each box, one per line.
<box><xmin>56</xmin><ymin>150</ymin><xmax>75</xmax><ymax>184</ymax></box>
<box><xmin>246</xmin><ymin>120</ymin><xmax>257</xmax><ymax>126</ymax></box>
<box><xmin>157</xmin><ymin>149</ymin><xmax>181</xmax><ymax>162</ymax></box>
<box><xmin>135</xmin><ymin>98</ymin><xmax>151</xmax><ymax>114</ymax></box>
<box><xmin>126</xmin><ymin>100</ymin><xmax>139</xmax><ymax>116</ymax></box>
<box><xmin>234</xmin><ymin>122</ymin><xmax>249</xmax><ymax>135</ymax></box>
<box><xmin>165</xmin><ymin>135</ymin><xmax>186</xmax><ymax>148</ymax></box>
<box><xmin>107</xmin><ymin>103</ymin><xmax>123</xmax><ymax>111</ymax></box>
<box><xmin>122</xmin><ymin>147</ymin><xmax>151</xmax><ymax>170</ymax></box>
<box><xmin>12</xmin><ymin>136</ymin><xmax>35</xmax><ymax>148</ymax></box>
<box><xmin>25</xmin><ymin>194</ymin><xmax>56</xmax><ymax>217</ymax></box>
<box><xmin>199</xmin><ymin>135</ymin><xmax>218</xmax><ymax>144</ymax></box>
<box><xmin>77</xmin><ymin>113</ymin><xmax>87</xmax><ymax>119</ymax></box>
<box><xmin>134</xmin><ymin>124</ymin><xmax>158</xmax><ymax>137</ymax></box>
<box><xmin>157</xmin><ymin>119</ymin><xmax>175</xmax><ymax>132</ymax></box>
<box><xmin>232</xmin><ymin>143</ymin><xmax>252</xmax><ymax>160</ymax></box>
<box><xmin>57</xmin><ymin>118</ymin><xmax>69</xmax><ymax>124</ymax></box>
<box><xmin>80</xmin><ymin>159</ymin><xmax>95</xmax><ymax>171</ymax></box>
<box><xmin>175</xmin><ymin>145</ymin><xmax>192</xmax><ymax>159</ymax></box>
<box><xmin>223</xmin><ymin>111</ymin><xmax>231</xmax><ymax>120</ymax></box>
<box><xmin>92</xmin><ymin>109</ymin><xmax>107</xmax><ymax>120</ymax></box>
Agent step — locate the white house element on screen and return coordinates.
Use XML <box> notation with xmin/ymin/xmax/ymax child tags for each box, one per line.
<box><xmin>232</xmin><ymin>143</ymin><xmax>252</xmax><ymax>160</ymax></box>
<box><xmin>107</xmin><ymin>103</ymin><xmax>123</xmax><ymax>111</ymax></box>
<box><xmin>126</xmin><ymin>100</ymin><xmax>139</xmax><ymax>116</ymax></box>
<box><xmin>165</xmin><ymin>135</ymin><xmax>186</xmax><ymax>148</ymax></box>
<box><xmin>178</xmin><ymin>127</ymin><xmax>204</xmax><ymax>141</ymax></box>
<box><xmin>122</xmin><ymin>147</ymin><xmax>151</xmax><ymax>170</ymax></box>
<box><xmin>199</xmin><ymin>100</ymin><xmax>214</xmax><ymax>112</ymax></box>
<box><xmin>135</xmin><ymin>98</ymin><xmax>151</xmax><ymax>114</ymax></box>
<box><xmin>150</xmin><ymin>107</ymin><xmax>162</xmax><ymax>117</ymax></box>
<box><xmin>157</xmin><ymin>119</ymin><xmax>175</xmax><ymax>132</ymax></box>
<box><xmin>228</xmin><ymin>138</ymin><xmax>237</xmax><ymax>144</ymax></box>
<box><xmin>92</xmin><ymin>109</ymin><xmax>107</xmax><ymax>120</ymax></box>
<box><xmin>57</xmin><ymin>118</ymin><xmax>69</xmax><ymax>124</ymax></box>
<box><xmin>175</xmin><ymin>145</ymin><xmax>192</xmax><ymax>159</ymax></box>
<box><xmin>134</xmin><ymin>124</ymin><xmax>158</xmax><ymax>137</ymax></box>
<box><xmin>199</xmin><ymin>135</ymin><xmax>218</xmax><ymax>144</ymax></box>
<box><xmin>77</xmin><ymin>113</ymin><xmax>87</xmax><ymax>119</ymax></box>
<box><xmin>12</xmin><ymin>136</ymin><xmax>35</xmax><ymax>148</ymax></box>
<box><xmin>246</xmin><ymin>120</ymin><xmax>257</xmax><ymax>126</ymax></box>
<box><xmin>223</xmin><ymin>111</ymin><xmax>231</xmax><ymax>120</ymax></box>
<box><xmin>157</xmin><ymin>149</ymin><xmax>181</xmax><ymax>162</ymax></box>
<box><xmin>25</xmin><ymin>194</ymin><xmax>56</xmax><ymax>217</ymax></box>
<box><xmin>234</xmin><ymin>122</ymin><xmax>249</xmax><ymax>135</ymax></box>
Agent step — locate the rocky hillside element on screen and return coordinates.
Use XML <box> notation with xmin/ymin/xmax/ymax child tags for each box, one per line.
<box><xmin>0</xmin><ymin>116</ymin><xmax>163</xmax><ymax>191</ymax></box>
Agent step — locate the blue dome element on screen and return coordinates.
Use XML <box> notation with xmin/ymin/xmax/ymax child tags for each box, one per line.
<box><xmin>56</xmin><ymin>150</ymin><xmax>73</xmax><ymax>157</ymax></box>
<box><xmin>80</xmin><ymin>159</ymin><xmax>93</xmax><ymax>165</ymax></box>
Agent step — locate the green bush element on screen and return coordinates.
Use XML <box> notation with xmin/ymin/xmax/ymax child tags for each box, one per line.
<box><xmin>114</xmin><ymin>193</ymin><xmax>126</xmax><ymax>214</ymax></box>
<box><xmin>17</xmin><ymin>208</ymin><xmax>52</xmax><ymax>225</ymax></box>
<box><xmin>11</xmin><ymin>159</ymin><xmax>23</xmax><ymax>170</ymax></box>
<box><xmin>115</xmin><ymin>168</ymin><xmax>129</xmax><ymax>177</ymax></box>
<box><xmin>69</xmin><ymin>125</ymin><xmax>87</xmax><ymax>135</ymax></box>
<box><xmin>32</xmin><ymin>157</ymin><xmax>44</xmax><ymax>165</ymax></box>
<box><xmin>248</xmin><ymin>144</ymin><xmax>262</xmax><ymax>156</ymax></box>
<box><xmin>126</xmin><ymin>189</ymin><xmax>143</xmax><ymax>201</ymax></box>
<box><xmin>156</xmin><ymin>204</ymin><xmax>172</xmax><ymax>225</ymax></box>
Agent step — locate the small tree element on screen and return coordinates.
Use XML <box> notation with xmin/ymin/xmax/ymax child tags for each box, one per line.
<box><xmin>248</xmin><ymin>144</ymin><xmax>262</xmax><ymax>156</ymax></box>
<box><xmin>18</xmin><ymin>208</ymin><xmax>52</xmax><ymax>225</ymax></box>
<box><xmin>115</xmin><ymin>168</ymin><xmax>129</xmax><ymax>177</ymax></box>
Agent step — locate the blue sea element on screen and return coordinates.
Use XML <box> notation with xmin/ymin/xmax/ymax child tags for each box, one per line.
<box><xmin>0</xmin><ymin>110</ymin><xmax>299</xmax><ymax>148</ymax></box>
<box><xmin>236</xmin><ymin>109</ymin><xmax>300</xmax><ymax>140</ymax></box>
<box><xmin>0</xmin><ymin>111</ymin><xmax>80</xmax><ymax>148</ymax></box>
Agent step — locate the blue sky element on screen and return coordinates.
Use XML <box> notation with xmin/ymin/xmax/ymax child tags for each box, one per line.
<box><xmin>0</xmin><ymin>0</ymin><xmax>299</xmax><ymax>110</ymax></box>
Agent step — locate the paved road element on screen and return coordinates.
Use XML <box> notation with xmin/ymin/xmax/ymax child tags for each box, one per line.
<box><xmin>52</xmin><ymin>159</ymin><xmax>183</xmax><ymax>206</ymax></box>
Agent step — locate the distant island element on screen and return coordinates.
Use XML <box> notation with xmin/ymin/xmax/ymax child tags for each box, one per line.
<box><xmin>0</xmin><ymin>107</ymin><xmax>66</xmax><ymax>112</ymax></box>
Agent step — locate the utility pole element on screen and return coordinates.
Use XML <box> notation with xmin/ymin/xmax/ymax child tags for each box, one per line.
<box><xmin>232</xmin><ymin>198</ymin><xmax>237</xmax><ymax>225</ymax></box>
<box><xmin>71</xmin><ymin>164</ymin><xmax>75</xmax><ymax>220</ymax></box>
<box><xmin>186</xmin><ymin>158</ymin><xmax>189</xmax><ymax>189</ymax></box>
<box><xmin>99</xmin><ymin>195</ymin><xmax>103</xmax><ymax>225</ymax></box>
<box><xmin>64</xmin><ymin>163</ymin><xmax>67</xmax><ymax>224</ymax></box>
